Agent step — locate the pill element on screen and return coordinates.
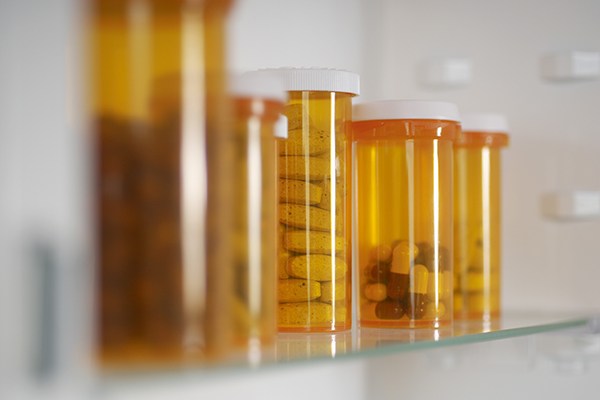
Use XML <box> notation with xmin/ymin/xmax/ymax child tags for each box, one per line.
<box><xmin>283</xmin><ymin>231</ymin><xmax>346</xmax><ymax>254</ymax></box>
<box><xmin>334</xmin><ymin>303</ymin><xmax>347</xmax><ymax>323</ymax></box>
<box><xmin>417</xmin><ymin>245</ymin><xmax>451</xmax><ymax>272</ymax></box>
<box><xmin>366</xmin><ymin>261</ymin><xmax>391</xmax><ymax>283</ymax></box>
<box><xmin>286</xmin><ymin>254</ymin><xmax>347</xmax><ymax>281</ymax></box>
<box><xmin>279</xmin><ymin>179</ymin><xmax>323</xmax><ymax>205</ymax></box>
<box><xmin>279</xmin><ymin>156</ymin><xmax>330</xmax><ymax>181</ymax></box>
<box><xmin>453</xmin><ymin>292</ymin><xmax>464</xmax><ymax>314</ymax></box>
<box><xmin>278</xmin><ymin>247</ymin><xmax>291</xmax><ymax>279</ymax></box>
<box><xmin>282</xmin><ymin>103</ymin><xmax>308</xmax><ymax>131</ymax></box>
<box><xmin>375</xmin><ymin>300</ymin><xmax>405</xmax><ymax>320</ymax></box>
<box><xmin>427</xmin><ymin>271</ymin><xmax>452</xmax><ymax>301</ymax></box>
<box><xmin>423</xmin><ymin>301</ymin><xmax>446</xmax><ymax>320</ymax></box>
<box><xmin>390</xmin><ymin>241</ymin><xmax>418</xmax><ymax>274</ymax></box>
<box><xmin>278</xmin><ymin>302</ymin><xmax>333</xmax><ymax>325</ymax></box>
<box><xmin>314</xmin><ymin>178</ymin><xmax>343</xmax><ymax>211</ymax></box>
<box><xmin>320</xmin><ymin>279</ymin><xmax>346</xmax><ymax>303</ymax></box>
<box><xmin>466</xmin><ymin>292</ymin><xmax>500</xmax><ymax>313</ymax></box>
<box><xmin>387</xmin><ymin>242</ymin><xmax>417</xmax><ymax>300</ymax></box>
<box><xmin>465</xmin><ymin>271</ymin><xmax>485</xmax><ymax>292</ymax></box>
<box><xmin>279</xmin><ymin>203</ymin><xmax>332</xmax><ymax>232</ymax></box>
<box><xmin>405</xmin><ymin>264</ymin><xmax>429</xmax><ymax>320</ymax></box>
<box><xmin>369</xmin><ymin>244</ymin><xmax>392</xmax><ymax>263</ymax></box>
<box><xmin>280</xmin><ymin>128</ymin><xmax>330</xmax><ymax>156</ymax></box>
<box><xmin>387</xmin><ymin>271</ymin><xmax>408</xmax><ymax>300</ymax></box>
<box><xmin>364</xmin><ymin>283</ymin><xmax>388</xmax><ymax>302</ymax></box>
<box><xmin>278</xmin><ymin>279</ymin><xmax>321</xmax><ymax>302</ymax></box>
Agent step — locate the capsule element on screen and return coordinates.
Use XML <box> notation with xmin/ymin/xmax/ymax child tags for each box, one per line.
<box><xmin>375</xmin><ymin>300</ymin><xmax>405</xmax><ymax>320</ymax></box>
<box><xmin>405</xmin><ymin>264</ymin><xmax>429</xmax><ymax>320</ymax></box>
<box><xmin>369</xmin><ymin>244</ymin><xmax>392</xmax><ymax>263</ymax></box>
<box><xmin>387</xmin><ymin>242</ymin><xmax>418</xmax><ymax>300</ymax></box>
<box><xmin>364</xmin><ymin>283</ymin><xmax>388</xmax><ymax>302</ymax></box>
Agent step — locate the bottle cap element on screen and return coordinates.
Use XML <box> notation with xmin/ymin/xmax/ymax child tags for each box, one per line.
<box><xmin>353</xmin><ymin>100</ymin><xmax>460</xmax><ymax>122</ymax></box>
<box><xmin>246</xmin><ymin>67</ymin><xmax>360</xmax><ymax>95</ymax></box>
<box><xmin>461</xmin><ymin>113</ymin><xmax>509</xmax><ymax>133</ymax></box>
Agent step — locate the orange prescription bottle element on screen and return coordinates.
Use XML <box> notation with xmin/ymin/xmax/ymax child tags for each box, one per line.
<box><xmin>247</xmin><ymin>68</ymin><xmax>360</xmax><ymax>332</ymax></box>
<box><xmin>353</xmin><ymin>100</ymin><xmax>460</xmax><ymax>329</ymax></box>
<box><xmin>90</xmin><ymin>0</ymin><xmax>234</xmax><ymax>365</ymax></box>
<box><xmin>453</xmin><ymin>113</ymin><xmax>509</xmax><ymax>321</ymax></box>
<box><xmin>229</xmin><ymin>74</ymin><xmax>286</xmax><ymax>359</ymax></box>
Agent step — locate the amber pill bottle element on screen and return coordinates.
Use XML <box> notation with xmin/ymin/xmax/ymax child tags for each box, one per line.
<box><xmin>89</xmin><ymin>0</ymin><xmax>235</xmax><ymax>365</ymax></box>
<box><xmin>229</xmin><ymin>74</ymin><xmax>286</xmax><ymax>360</ymax></box>
<box><xmin>248</xmin><ymin>68</ymin><xmax>360</xmax><ymax>332</ymax></box>
<box><xmin>453</xmin><ymin>113</ymin><xmax>509</xmax><ymax>322</ymax></box>
<box><xmin>353</xmin><ymin>100</ymin><xmax>459</xmax><ymax>329</ymax></box>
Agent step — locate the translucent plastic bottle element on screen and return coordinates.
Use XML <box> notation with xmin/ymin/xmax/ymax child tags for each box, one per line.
<box><xmin>229</xmin><ymin>74</ymin><xmax>286</xmax><ymax>360</ymax></box>
<box><xmin>90</xmin><ymin>0</ymin><xmax>234</xmax><ymax>364</ymax></box>
<box><xmin>353</xmin><ymin>100</ymin><xmax>460</xmax><ymax>329</ymax></box>
<box><xmin>453</xmin><ymin>113</ymin><xmax>509</xmax><ymax>321</ymax></box>
<box><xmin>247</xmin><ymin>68</ymin><xmax>360</xmax><ymax>332</ymax></box>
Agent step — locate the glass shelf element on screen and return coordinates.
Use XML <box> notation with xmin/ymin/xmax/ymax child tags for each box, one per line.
<box><xmin>100</xmin><ymin>309</ymin><xmax>597</xmax><ymax>392</ymax></box>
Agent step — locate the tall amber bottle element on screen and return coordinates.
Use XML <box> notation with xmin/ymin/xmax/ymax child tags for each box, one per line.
<box><xmin>90</xmin><ymin>0</ymin><xmax>234</xmax><ymax>365</ymax></box>
<box><xmin>453</xmin><ymin>113</ymin><xmax>509</xmax><ymax>322</ymax></box>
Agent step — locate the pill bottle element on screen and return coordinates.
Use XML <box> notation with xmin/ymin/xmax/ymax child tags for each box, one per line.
<box><xmin>246</xmin><ymin>68</ymin><xmax>360</xmax><ymax>332</ymax></box>
<box><xmin>229</xmin><ymin>73</ymin><xmax>286</xmax><ymax>361</ymax></box>
<box><xmin>90</xmin><ymin>0</ymin><xmax>235</xmax><ymax>365</ymax></box>
<box><xmin>353</xmin><ymin>100</ymin><xmax>459</xmax><ymax>329</ymax></box>
<box><xmin>453</xmin><ymin>113</ymin><xmax>509</xmax><ymax>321</ymax></box>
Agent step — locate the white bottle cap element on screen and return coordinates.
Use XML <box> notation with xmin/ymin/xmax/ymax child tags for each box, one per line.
<box><xmin>353</xmin><ymin>100</ymin><xmax>460</xmax><ymax>122</ymax></box>
<box><xmin>246</xmin><ymin>67</ymin><xmax>360</xmax><ymax>95</ymax></box>
<box><xmin>461</xmin><ymin>113</ymin><xmax>509</xmax><ymax>133</ymax></box>
<box><xmin>230</xmin><ymin>73</ymin><xmax>287</xmax><ymax>102</ymax></box>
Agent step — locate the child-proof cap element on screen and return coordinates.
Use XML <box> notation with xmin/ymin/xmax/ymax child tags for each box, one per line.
<box><xmin>353</xmin><ymin>100</ymin><xmax>460</xmax><ymax>122</ymax></box>
<box><xmin>246</xmin><ymin>67</ymin><xmax>360</xmax><ymax>95</ymax></box>
<box><xmin>460</xmin><ymin>113</ymin><xmax>509</xmax><ymax>133</ymax></box>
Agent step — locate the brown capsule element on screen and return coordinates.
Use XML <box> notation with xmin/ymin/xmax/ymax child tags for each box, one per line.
<box><xmin>387</xmin><ymin>272</ymin><xmax>408</xmax><ymax>300</ymax></box>
<box><xmin>405</xmin><ymin>293</ymin><xmax>428</xmax><ymax>320</ymax></box>
<box><xmin>375</xmin><ymin>300</ymin><xmax>405</xmax><ymax>320</ymax></box>
<box><xmin>368</xmin><ymin>262</ymin><xmax>391</xmax><ymax>283</ymax></box>
<box><xmin>416</xmin><ymin>244</ymin><xmax>451</xmax><ymax>272</ymax></box>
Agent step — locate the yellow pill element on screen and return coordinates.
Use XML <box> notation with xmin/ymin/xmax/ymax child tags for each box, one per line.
<box><xmin>282</xmin><ymin>103</ymin><xmax>308</xmax><ymax>131</ymax></box>
<box><xmin>279</xmin><ymin>179</ymin><xmax>323</xmax><ymax>205</ymax></box>
<box><xmin>423</xmin><ymin>301</ymin><xmax>446</xmax><ymax>320</ymax></box>
<box><xmin>334</xmin><ymin>304</ymin><xmax>347</xmax><ymax>323</ymax></box>
<box><xmin>369</xmin><ymin>244</ymin><xmax>392</xmax><ymax>263</ymax></box>
<box><xmin>279</xmin><ymin>128</ymin><xmax>331</xmax><ymax>156</ymax></box>
<box><xmin>390</xmin><ymin>241</ymin><xmax>418</xmax><ymax>274</ymax></box>
<box><xmin>279</xmin><ymin>156</ymin><xmax>330</xmax><ymax>181</ymax></box>
<box><xmin>278</xmin><ymin>247</ymin><xmax>290</xmax><ymax>279</ymax></box>
<box><xmin>286</xmin><ymin>255</ymin><xmax>347</xmax><ymax>281</ymax></box>
<box><xmin>427</xmin><ymin>271</ymin><xmax>452</xmax><ymax>301</ymax></box>
<box><xmin>364</xmin><ymin>283</ymin><xmax>388</xmax><ymax>302</ymax></box>
<box><xmin>283</xmin><ymin>231</ymin><xmax>346</xmax><ymax>254</ymax></box>
<box><xmin>279</xmin><ymin>204</ymin><xmax>332</xmax><ymax>232</ymax></box>
<box><xmin>466</xmin><ymin>293</ymin><xmax>500</xmax><ymax>313</ymax></box>
<box><xmin>320</xmin><ymin>279</ymin><xmax>346</xmax><ymax>303</ymax></box>
<box><xmin>278</xmin><ymin>279</ymin><xmax>321</xmax><ymax>302</ymax></box>
<box><xmin>278</xmin><ymin>302</ymin><xmax>333</xmax><ymax>325</ymax></box>
<box><xmin>453</xmin><ymin>292</ymin><xmax>463</xmax><ymax>314</ymax></box>
<box><xmin>408</xmin><ymin>264</ymin><xmax>429</xmax><ymax>295</ymax></box>
<box><xmin>315</xmin><ymin>178</ymin><xmax>343</xmax><ymax>211</ymax></box>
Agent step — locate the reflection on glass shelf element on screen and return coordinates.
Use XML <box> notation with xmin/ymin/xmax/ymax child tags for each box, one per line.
<box><xmin>274</xmin><ymin>310</ymin><xmax>596</xmax><ymax>363</ymax></box>
<box><xmin>100</xmin><ymin>310</ymin><xmax>598</xmax><ymax>383</ymax></box>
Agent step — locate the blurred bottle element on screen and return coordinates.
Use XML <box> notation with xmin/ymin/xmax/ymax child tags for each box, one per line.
<box><xmin>89</xmin><ymin>0</ymin><xmax>234</xmax><ymax>366</ymax></box>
